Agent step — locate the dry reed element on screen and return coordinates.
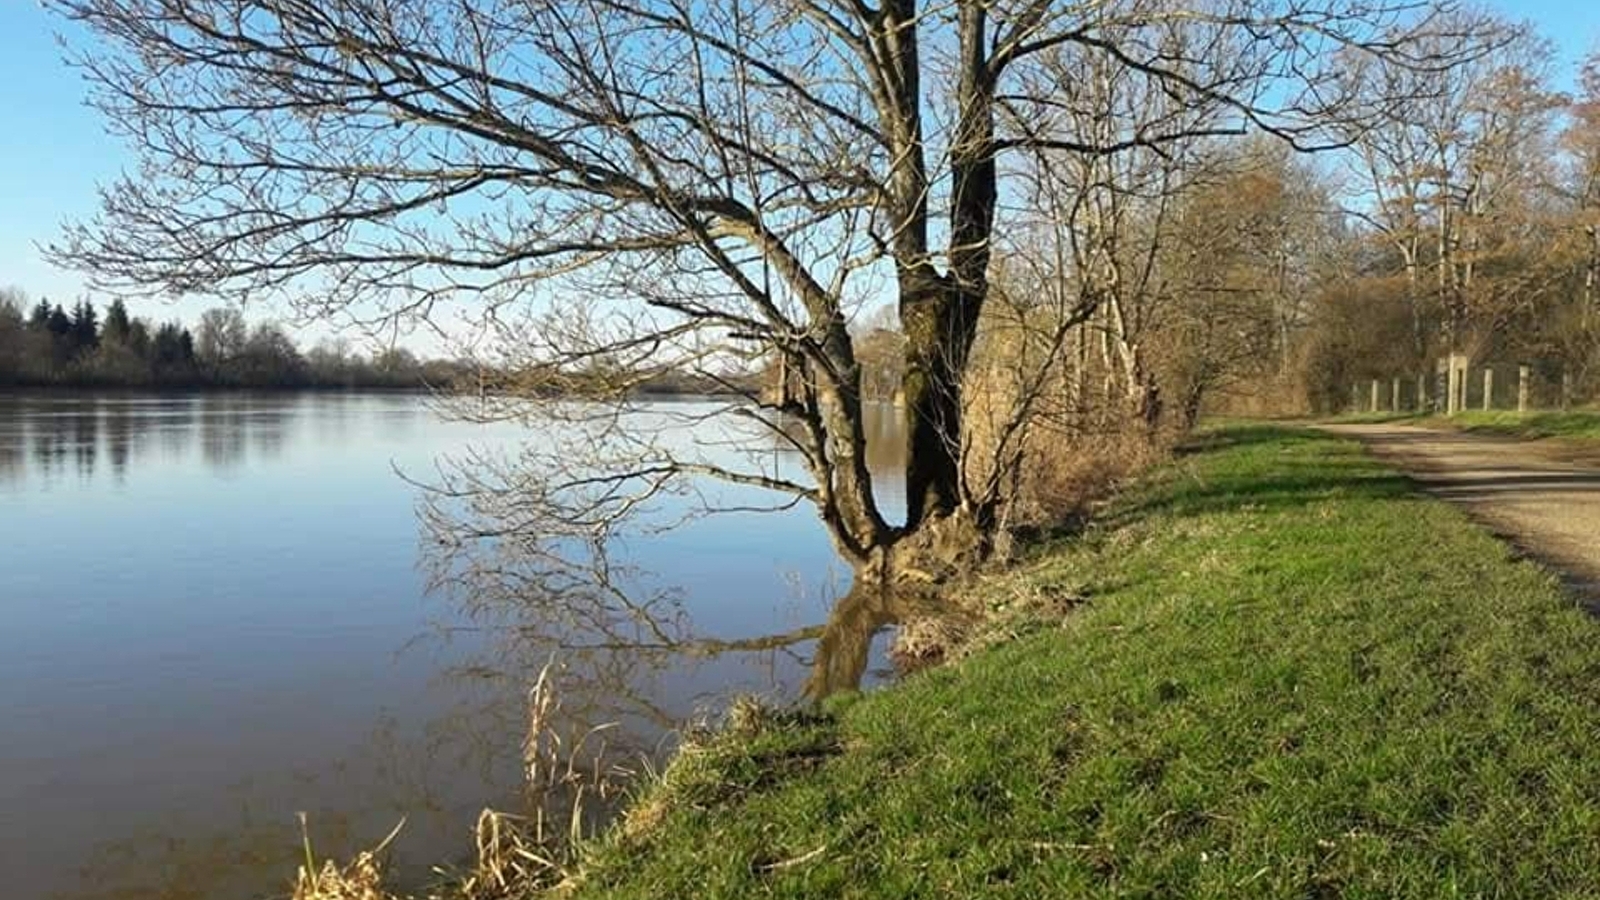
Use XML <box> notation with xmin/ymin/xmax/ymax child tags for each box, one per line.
<box><xmin>290</xmin><ymin>659</ymin><xmax>635</xmax><ymax>900</ymax></box>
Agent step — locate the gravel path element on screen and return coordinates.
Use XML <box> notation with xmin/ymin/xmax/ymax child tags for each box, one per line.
<box><xmin>1322</xmin><ymin>422</ymin><xmax>1600</xmax><ymax>601</ymax></box>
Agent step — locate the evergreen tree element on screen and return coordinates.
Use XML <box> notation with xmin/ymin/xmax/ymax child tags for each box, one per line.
<box><xmin>102</xmin><ymin>299</ymin><xmax>132</xmax><ymax>345</ymax></box>
<box><xmin>46</xmin><ymin>304</ymin><xmax>72</xmax><ymax>339</ymax></box>
<box><xmin>152</xmin><ymin>322</ymin><xmax>192</xmax><ymax>370</ymax></box>
<box><xmin>0</xmin><ymin>286</ymin><xmax>452</xmax><ymax>389</ymax></box>
<box><xmin>70</xmin><ymin>300</ymin><xmax>99</xmax><ymax>353</ymax></box>
<box><xmin>28</xmin><ymin>301</ymin><xmax>51</xmax><ymax>331</ymax></box>
<box><xmin>127</xmin><ymin>319</ymin><xmax>152</xmax><ymax>359</ymax></box>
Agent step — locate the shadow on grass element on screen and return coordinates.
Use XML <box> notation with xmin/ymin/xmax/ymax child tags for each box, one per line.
<box><xmin>1109</xmin><ymin>426</ymin><xmax>1416</xmax><ymax>527</ymax></box>
<box><xmin>1020</xmin><ymin>425</ymin><xmax>1413</xmax><ymax>551</ymax></box>
<box><xmin>1449</xmin><ymin>410</ymin><xmax>1600</xmax><ymax>441</ymax></box>
<box><xmin>1174</xmin><ymin>423</ymin><xmax>1306</xmax><ymax>455</ymax></box>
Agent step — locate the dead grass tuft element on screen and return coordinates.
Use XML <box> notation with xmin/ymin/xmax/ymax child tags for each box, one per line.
<box><xmin>292</xmin><ymin>815</ymin><xmax>405</xmax><ymax>900</ymax></box>
<box><xmin>457</xmin><ymin>809</ymin><xmax>568</xmax><ymax>899</ymax></box>
<box><xmin>725</xmin><ymin>694</ymin><xmax>776</xmax><ymax>736</ymax></box>
<box><xmin>888</xmin><ymin>613</ymin><xmax>972</xmax><ymax>671</ymax></box>
<box><xmin>889</xmin><ymin>558</ymin><xmax>1091</xmax><ymax>669</ymax></box>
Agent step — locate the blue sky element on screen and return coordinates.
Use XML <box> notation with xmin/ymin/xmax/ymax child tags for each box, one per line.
<box><xmin>1</xmin><ymin>0</ymin><xmax>1597</xmax><ymax>341</ymax></box>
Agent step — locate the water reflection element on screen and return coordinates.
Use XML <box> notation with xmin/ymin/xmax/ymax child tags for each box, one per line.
<box><xmin>0</xmin><ymin>393</ymin><xmax>916</xmax><ymax>900</ymax></box>
<box><xmin>0</xmin><ymin>430</ymin><xmax>21</xmax><ymax>486</ymax></box>
<box><xmin>59</xmin><ymin>699</ymin><xmax>526</xmax><ymax>900</ymax></box>
<box><xmin>200</xmin><ymin>397</ymin><xmax>249</xmax><ymax>470</ymax></box>
<box><xmin>104</xmin><ymin>402</ymin><xmax>136</xmax><ymax>483</ymax></box>
<box><xmin>418</xmin><ymin>399</ymin><xmax>916</xmax><ymax>738</ymax></box>
<box><xmin>72</xmin><ymin>401</ymin><xmax>98</xmax><ymax>479</ymax></box>
<box><xmin>0</xmin><ymin>393</ymin><xmax>305</xmax><ymax>488</ymax></box>
<box><xmin>804</xmin><ymin>585</ymin><xmax>947</xmax><ymax>699</ymax></box>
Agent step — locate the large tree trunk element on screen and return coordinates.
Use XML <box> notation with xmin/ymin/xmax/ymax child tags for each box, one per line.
<box><xmin>897</xmin><ymin>1</ymin><xmax>994</xmax><ymax>543</ymax></box>
<box><xmin>900</xmin><ymin>276</ymin><xmax>968</xmax><ymax>530</ymax></box>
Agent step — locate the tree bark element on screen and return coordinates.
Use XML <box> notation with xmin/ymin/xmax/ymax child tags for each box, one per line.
<box><xmin>899</xmin><ymin>1</ymin><xmax>993</xmax><ymax>537</ymax></box>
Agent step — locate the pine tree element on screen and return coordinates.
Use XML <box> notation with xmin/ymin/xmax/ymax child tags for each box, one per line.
<box><xmin>127</xmin><ymin>319</ymin><xmax>152</xmax><ymax>359</ymax></box>
<box><xmin>102</xmin><ymin>299</ymin><xmax>132</xmax><ymax>345</ymax></box>
<box><xmin>153</xmin><ymin>322</ymin><xmax>188</xmax><ymax>368</ymax></box>
<box><xmin>46</xmin><ymin>304</ymin><xmax>71</xmax><ymax>339</ymax></box>
<box><xmin>70</xmin><ymin>300</ymin><xmax>99</xmax><ymax>353</ymax></box>
<box><xmin>28</xmin><ymin>300</ymin><xmax>51</xmax><ymax>331</ymax></box>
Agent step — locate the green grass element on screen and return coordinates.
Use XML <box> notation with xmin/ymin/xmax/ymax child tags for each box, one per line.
<box><xmin>1429</xmin><ymin>409</ymin><xmax>1600</xmax><ymax>441</ymax></box>
<box><xmin>567</xmin><ymin>424</ymin><xmax>1600</xmax><ymax>899</ymax></box>
<box><xmin>1327</xmin><ymin>408</ymin><xmax>1600</xmax><ymax>441</ymax></box>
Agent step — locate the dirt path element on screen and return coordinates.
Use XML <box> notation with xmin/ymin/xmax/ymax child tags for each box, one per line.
<box><xmin>1321</xmin><ymin>423</ymin><xmax>1600</xmax><ymax>601</ymax></box>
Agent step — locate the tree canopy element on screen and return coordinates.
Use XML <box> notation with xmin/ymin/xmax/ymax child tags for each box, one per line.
<box><xmin>47</xmin><ymin>0</ymin><xmax>1497</xmax><ymax>578</ymax></box>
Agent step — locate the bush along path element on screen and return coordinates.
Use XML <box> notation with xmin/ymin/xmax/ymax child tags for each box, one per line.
<box><xmin>562</xmin><ymin>425</ymin><xmax>1600</xmax><ymax>900</ymax></box>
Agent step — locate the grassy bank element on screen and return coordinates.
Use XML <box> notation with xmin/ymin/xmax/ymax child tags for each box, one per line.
<box><xmin>1330</xmin><ymin>408</ymin><xmax>1600</xmax><ymax>442</ymax></box>
<box><xmin>567</xmin><ymin>424</ymin><xmax>1600</xmax><ymax>899</ymax></box>
<box><xmin>1422</xmin><ymin>409</ymin><xmax>1600</xmax><ymax>441</ymax></box>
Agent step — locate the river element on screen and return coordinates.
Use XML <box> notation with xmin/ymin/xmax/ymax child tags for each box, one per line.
<box><xmin>0</xmin><ymin>391</ymin><xmax>905</xmax><ymax>900</ymax></box>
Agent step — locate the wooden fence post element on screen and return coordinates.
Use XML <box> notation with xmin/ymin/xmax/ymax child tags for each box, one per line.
<box><xmin>1482</xmin><ymin>368</ymin><xmax>1493</xmax><ymax>412</ymax></box>
<box><xmin>1518</xmin><ymin>365</ymin><xmax>1530</xmax><ymax>413</ymax></box>
<box><xmin>1391</xmin><ymin>377</ymin><xmax>1401</xmax><ymax>413</ymax></box>
<box><xmin>1452</xmin><ymin>356</ymin><xmax>1460</xmax><ymax>415</ymax></box>
<box><xmin>1370</xmin><ymin>379</ymin><xmax>1380</xmax><ymax>413</ymax></box>
<box><xmin>1563</xmin><ymin>370</ymin><xmax>1573</xmax><ymax>410</ymax></box>
<box><xmin>1416</xmin><ymin>373</ymin><xmax>1427</xmax><ymax>412</ymax></box>
<box><xmin>1446</xmin><ymin>356</ymin><xmax>1459</xmax><ymax>416</ymax></box>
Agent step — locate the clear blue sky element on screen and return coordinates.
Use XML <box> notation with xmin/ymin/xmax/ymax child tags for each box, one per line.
<box><xmin>1</xmin><ymin>0</ymin><xmax>1597</xmax><ymax>335</ymax></box>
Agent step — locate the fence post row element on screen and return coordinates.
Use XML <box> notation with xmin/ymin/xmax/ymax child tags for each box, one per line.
<box><xmin>1353</xmin><ymin>361</ymin><xmax>1572</xmax><ymax>414</ymax></box>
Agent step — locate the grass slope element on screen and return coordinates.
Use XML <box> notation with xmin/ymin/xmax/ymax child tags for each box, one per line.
<box><xmin>1429</xmin><ymin>410</ymin><xmax>1600</xmax><ymax>442</ymax></box>
<box><xmin>570</xmin><ymin>425</ymin><xmax>1600</xmax><ymax>899</ymax></box>
<box><xmin>1331</xmin><ymin>409</ymin><xmax>1600</xmax><ymax>442</ymax></box>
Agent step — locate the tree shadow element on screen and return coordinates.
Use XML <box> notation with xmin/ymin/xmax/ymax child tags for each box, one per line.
<box><xmin>1105</xmin><ymin>430</ymin><xmax>1416</xmax><ymax>527</ymax></box>
<box><xmin>1174</xmin><ymin>423</ymin><xmax>1319</xmax><ymax>456</ymax></box>
<box><xmin>1012</xmin><ymin>426</ymin><xmax>1372</xmax><ymax>547</ymax></box>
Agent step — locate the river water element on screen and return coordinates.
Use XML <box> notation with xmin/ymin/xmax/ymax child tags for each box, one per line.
<box><xmin>0</xmin><ymin>392</ymin><xmax>905</xmax><ymax>900</ymax></box>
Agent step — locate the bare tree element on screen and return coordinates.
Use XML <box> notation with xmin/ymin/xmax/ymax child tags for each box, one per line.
<box><xmin>194</xmin><ymin>306</ymin><xmax>249</xmax><ymax>373</ymax></box>
<box><xmin>49</xmin><ymin>0</ymin><xmax>1493</xmax><ymax>585</ymax></box>
<box><xmin>1570</xmin><ymin>55</ymin><xmax>1600</xmax><ymax>327</ymax></box>
<box><xmin>1345</xmin><ymin>16</ymin><xmax>1556</xmax><ymax>373</ymax></box>
<box><xmin>1155</xmin><ymin>140</ymin><xmax>1340</xmax><ymax>423</ymax></box>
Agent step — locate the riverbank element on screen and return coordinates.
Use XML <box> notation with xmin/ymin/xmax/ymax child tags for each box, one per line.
<box><xmin>554</xmin><ymin>424</ymin><xmax>1600</xmax><ymax>898</ymax></box>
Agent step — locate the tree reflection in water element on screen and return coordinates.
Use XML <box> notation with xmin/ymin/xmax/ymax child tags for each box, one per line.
<box><xmin>47</xmin><ymin>398</ymin><xmax>915</xmax><ymax>900</ymax></box>
<box><xmin>414</xmin><ymin>399</ymin><xmax>915</xmax><ymax>727</ymax></box>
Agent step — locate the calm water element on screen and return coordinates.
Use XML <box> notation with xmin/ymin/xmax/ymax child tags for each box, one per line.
<box><xmin>0</xmin><ymin>392</ymin><xmax>904</xmax><ymax>900</ymax></box>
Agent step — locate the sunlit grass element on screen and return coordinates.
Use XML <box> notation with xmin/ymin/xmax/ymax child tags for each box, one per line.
<box><xmin>1326</xmin><ymin>408</ymin><xmax>1600</xmax><ymax>441</ymax></box>
<box><xmin>568</xmin><ymin>425</ymin><xmax>1600</xmax><ymax>899</ymax></box>
<box><xmin>1434</xmin><ymin>409</ymin><xmax>1600</xmax><ymax>441</ymax></box>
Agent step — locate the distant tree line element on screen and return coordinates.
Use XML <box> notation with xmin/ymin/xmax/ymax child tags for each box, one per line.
<box><xmin>0</xmin><ymin>288</ymin><xmax>757</xmax><ymax>395</ymax></box>
<box><xmin>0</xmin><ymin>290</ymin><xmax>467</xmax><ymax>390</ymax></box>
